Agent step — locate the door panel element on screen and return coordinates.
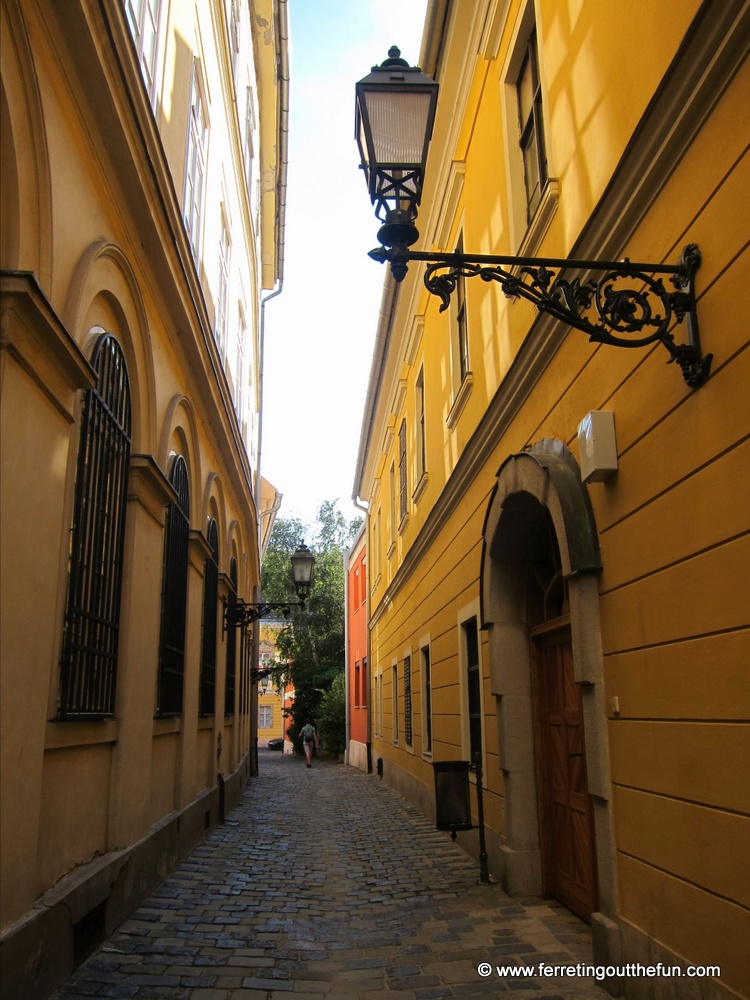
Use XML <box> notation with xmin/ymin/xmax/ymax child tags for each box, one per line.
<box><xmin>536</xmin><ymin>628</ymin><xmax>598</xmax><ymax>921</ymax></box>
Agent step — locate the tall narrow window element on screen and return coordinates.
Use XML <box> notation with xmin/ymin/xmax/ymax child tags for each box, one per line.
<box><xmin>157</xmin><ymin>455</ymin><xmax>190</xmax><ymax>716</ymax></box>
<box><xmin>199</xmin><ymin>518</ymin><xmax>219</xmax><ymax>715</ymax></box>
<box><xmin>362</xmin><ymin>657</ymin><xmax>368</xmax><ymax>708</ymax></box>
<box><xmin>415</xmin><ymin>369</ymin><xmax>426</xmax><ymax>484</ymax></box>
<box><xmin>229</xmin><ymin>0</ymin><xmax>240</xmax><ymax>80</ymax></box>
<box><xmin>403</xmin><ymin>655</ymin><xmax>412</xmax><ymax>747</ymax></box>
<box><xmin>392</xmin><ymin>664</ymin><xmax>399</xmax><ymax>742</ymax></box>
<box><xmin>225</xmin><ymin>557</ymin><xmax>238</xmax><ymax>715</ymax></box>
<box><xmin>455</xmin><ymin>233</ymin><xmax>469</xmax><ymax>384</ymax></box>
<box><xmin>184</xmin><ymin>62</ymin><xmax>208</xmax><ymax>262</ymax></box>
<box><xmin>235</xmin><ymin>306</ymin><xmax>246</xmax><ymax>424</ymax></box>
<box><xmin>389</xmin><ymin>461</ymin><xmax>397</xmax><ymax>549</ymax></box>
<box><xmin>124</xmin><ymin>0</ymin><xmax>162</xmax><ymax>106</ymax></box>
<box><xmin>355</xmin><ymin>661</ymin><xmax>361</xmax><ymax>708</ymax></box>
<box><xmin>215</xmin><ymin>217</ymin><xmax>230</xmax><ymax>359</ymax></box>
<box><xmin>463</xmin><ymin>617</ymin><xmax>482</xmax><ymax>765</ymax></box>
<box><xmin>59</xmin><ymin>334</ymin><xmax>131</xmax><ymax>719</ymax></box>
<box><xmin>398</xmin><ymin>419</ymin><xmax>408</xmax><ymax>523</ymax></box>
<box><xmin>516</xmin><ymin>27</ymin><xmax>547</xmax><ymax>221</ymax></box>
<box><xmin>421</xmin><ymin>645</ymin><xmax>432</xmax><ymax>754</ymax></box>
<box><xmin>244</xmin><ymin>87</ymin><xmax>256</xmax><ymax>194</ymax></box>
<box><xmin>258</xmin><ymin>704</ymin><xmax>272</xmax><ymax>729</ymax></box>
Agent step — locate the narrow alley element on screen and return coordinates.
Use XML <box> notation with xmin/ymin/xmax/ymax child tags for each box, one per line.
<box><xmin>52</xmin><ymin>753</ymin><xmax>611</xmax><ymax>1000</ymax></box>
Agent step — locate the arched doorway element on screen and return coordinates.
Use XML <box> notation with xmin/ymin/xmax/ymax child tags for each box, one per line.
<box><xmin>480</xmin><ymin>441</ymin><xmax>617</xmax><ymax>934</ymax></box>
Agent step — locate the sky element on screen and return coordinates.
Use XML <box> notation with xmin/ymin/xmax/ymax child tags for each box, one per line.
<box><xmin>260</xmin><ymin>0</ymin><xmax>429</xmax><ymax>530</ymax></box>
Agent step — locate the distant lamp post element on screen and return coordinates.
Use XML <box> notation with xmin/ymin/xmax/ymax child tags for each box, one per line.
<box><xmin>223</xmin><ymin>541</ymin><xmax>315</xmax><ymax>634</ymax></box>
<box><xmin>355</xmin><ymin>49</ymin><xmax>711</xmax><ymax>387</ymax></box>
<box><xmin>258</xmin><ymin>673</ymin><xmax>271</xmax><ymax>696</ymax></box>
<box><xmin>433</xmin><ymin>755</ymin><xmax>490</xmax><ymax>884</ymax></box>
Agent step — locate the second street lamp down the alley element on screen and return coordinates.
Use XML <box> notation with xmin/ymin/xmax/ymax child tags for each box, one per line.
<box><xmin>223</xmin><ymin>540</ymin><xmax>315</xmax><ymax>647</ymax></box>
<box><xmin>355</xmin><ymin>48</ymin><xmax>712</xmax><ymax>389</ymax></box>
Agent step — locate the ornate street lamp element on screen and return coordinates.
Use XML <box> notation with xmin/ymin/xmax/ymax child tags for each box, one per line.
<box><xmin>355</xmin><ymin>50</ymin><xmax>711</xmax><ymax>388</ymax></box>
<box><xmin>355</xmin><ymin>46</ymin><xmax>438</xmax><ymax>270</ymax></box>
<box><xmin>223</xmin><ymin>541</ymin><xmax>315</xmax><ymax>633</ymax></box>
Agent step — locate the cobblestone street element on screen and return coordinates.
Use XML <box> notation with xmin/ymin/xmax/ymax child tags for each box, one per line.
<box><xmin>53</xmin><ymin>753</ymin><xmax>612</xmax><ymax>999</ymax></box>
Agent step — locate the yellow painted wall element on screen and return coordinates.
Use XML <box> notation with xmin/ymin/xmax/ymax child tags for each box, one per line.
<box><xmin>359</xmin><ymin>2</ymin><xmax>749</xmax><ymax>996</ymax></box>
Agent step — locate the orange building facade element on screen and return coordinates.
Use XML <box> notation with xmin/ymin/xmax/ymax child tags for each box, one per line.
<box><xmin>346</xmin><ymin>524</ymin><xmax>369</xmax><ymax>771</ymax></box>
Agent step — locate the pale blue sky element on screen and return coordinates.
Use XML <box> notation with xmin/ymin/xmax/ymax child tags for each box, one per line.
<box><xmin>261</xmin><ymin>0</ymin><xmax>429</xmax><ymax>529</ymax></box>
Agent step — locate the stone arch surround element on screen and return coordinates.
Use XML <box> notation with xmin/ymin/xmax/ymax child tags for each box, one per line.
<box><xmin>480</xmin><ymin>440</ymin><xmax>621</xmax><ymax>968</ymax></box>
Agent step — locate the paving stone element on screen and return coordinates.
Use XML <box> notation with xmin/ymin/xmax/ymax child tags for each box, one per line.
<box><xmin>51</xmin><ymin>755</ymin><xmax>611</xmax><ymax>1000</ymax></box>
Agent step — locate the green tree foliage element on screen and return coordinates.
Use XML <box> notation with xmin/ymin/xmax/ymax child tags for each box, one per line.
<box><xmin>316</xmin><ymin>672</ymin><xmax>346</xmax><ymax>758</ymax></box>
<box><xmin>260</xmin><ymin>501</ymin><xmax>362</xmax><ymax>754</ymax></box>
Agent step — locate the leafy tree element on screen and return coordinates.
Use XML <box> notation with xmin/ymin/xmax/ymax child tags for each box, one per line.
<box><xmin>316</xmin><ymin>672</ymin><xmax>346</xmax><ymax>757</ymax></box>
<box><xmin>260</xmin><ymin>501</ymin><xmax>362</xmax><ymax>754</ymax></box>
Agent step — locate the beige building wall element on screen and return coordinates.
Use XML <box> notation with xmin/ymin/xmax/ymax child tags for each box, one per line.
<box><xmin>0</xmin><ymin>1</ymin><xmax>288</xmax><ymax>997</ymax></box>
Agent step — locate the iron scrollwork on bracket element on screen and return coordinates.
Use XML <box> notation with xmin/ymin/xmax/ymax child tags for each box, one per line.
<box><xmin>222</xmin><ymin>597</ymin><xmax>304</xmax><ymax>636</ymax></box>
<box><xmin>370</xmin><ymin>243</ymin><xmax>711</xmax><ymax>387</ymax></box>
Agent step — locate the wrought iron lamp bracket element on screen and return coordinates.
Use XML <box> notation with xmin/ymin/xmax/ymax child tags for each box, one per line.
<box><xmin>369</xmin><ymin>242</ymin><xmax>711</xmax><ymax>388</ymax></box>
<box><xmin>222</xmin><ymin>597</ymin><xmax>305</xmax><ymax>636</ymax></box>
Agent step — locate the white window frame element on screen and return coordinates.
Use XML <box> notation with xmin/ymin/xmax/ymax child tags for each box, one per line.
<box><xmin>184</xmin><ymin>60</ymin><xmax>209</xmax><ymax>264</ymax></box>
<box><xmin>234</xmin><ymin>304</ymin><xmax>246</xmax><ymax>423</ymax></box>
<box><xmin>124</xmin><ymin>0</ymin><xmax>163</xmax><ymax>107</ymax></box>
<box><xmin>500</xmin><ymin>0</ymin><xmax>559</xmax><ymax>256</ymax></box>
<box><xmin>258</xmin><ymin>704</ymin><xmax>273</xmax><ymax>729</ymax></box>
<box><xmin>215</xmin><ymin>212</ymin><xmax>231</xmax><ymax>360</ymax></box>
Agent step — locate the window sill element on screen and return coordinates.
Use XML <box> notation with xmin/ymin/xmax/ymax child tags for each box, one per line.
<box><xmin>513</xmin><ymin>177</ymin><xmax>560</xmax><ymax>264</ymax></box>
<box><xmin>412</xmin><ymin>472</ymin><xmax>429</xmax><ymax>504</ymax></box>
<box><xmin>447</xmin><ymin>373</ymin><xmax>473</xmax><ymax>429</ymax></box>
<box><xmin>398</xmin><ymin>512</ymin><xmax>410</xmax><ymax>536</ymax></box>
<box><xmin>153</xmin><ymin>716</ymin><xmax>182</xmax><ymax>736</ymax></box>
<box><xmin>45</xmin><ymin>718</ymin><xmax>118</xmax><ymax>750</ymax></box>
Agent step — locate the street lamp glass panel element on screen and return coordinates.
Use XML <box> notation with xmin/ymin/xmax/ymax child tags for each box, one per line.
<box><xmin>360</xmin><ymin>90</ymin><xmax>434</xmax><ymax>167</ymax></box>
<box><xmin>290</xmin><ymin>542</ymin><xmax>315</xmax><ymax>590</ymax></box>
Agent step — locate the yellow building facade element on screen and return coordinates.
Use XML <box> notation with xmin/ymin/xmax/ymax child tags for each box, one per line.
<box><xmin>0</xmin><ymin>0</ymin><xmax>288</xmax><ymax>996</ymax></box>
<box><xmin>354</xmin><ymin>2</ymin><xmax>749</xmax><ymax>997</ymax></box>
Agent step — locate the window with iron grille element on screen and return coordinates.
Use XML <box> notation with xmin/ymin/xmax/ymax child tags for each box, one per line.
<box><xmin>59</xmin><ymin>334</ymin><xmax>132</xmax><ymax>719</ymax></box>
<box><xmin>199</xmin><ymin>518</ymin><xmax>219</xmax><ymax>715</ymax></box>
<box><xmin>157</xmin><ymin>455</ymin><xmax>190</xmax><ymax>716</ymax></box>
<box><xmin>403</xmin><ymin>654</ymin><xmax>412</xmax><ymax>746</ymax></box>
<box><xmin>516</xmin><ymin>27</ymin><xmax>547</xmax><ymax>222</ymax></box>
<box><xmin>398</xmin><ymin>419</ymin><xmax>407</xmax><ymax>522</ymax></box>
<box><xmin>225</xmin><ymin>556</ymin><xmax>238</xmax><ymax>714</ymax></box>
<box><xmin>463</xmin><ymin>617</ymin><xmax>482</xmax><ymax>766</ymax></box>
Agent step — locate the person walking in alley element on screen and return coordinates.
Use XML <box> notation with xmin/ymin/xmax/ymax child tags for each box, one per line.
<box><xmin>301</xmin><ymin>722</ymin><xmax>318</xmax><ymax>767</ymax></box>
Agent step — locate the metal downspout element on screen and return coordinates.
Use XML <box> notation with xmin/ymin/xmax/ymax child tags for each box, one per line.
<box><xmin>251</xmin><ymin>0</ymin><xmax>290</xmax><ymax>775</ymax></box>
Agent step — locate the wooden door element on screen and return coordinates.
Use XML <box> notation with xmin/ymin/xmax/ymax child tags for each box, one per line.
<box><xmin>535</xmin><ymin>627</ymin><xmax>598</xmax><ymax>921</ymax></box>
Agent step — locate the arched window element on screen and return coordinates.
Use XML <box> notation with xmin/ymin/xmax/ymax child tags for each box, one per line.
<box><xmin>199</xmin><ymin>518</ymin><xmax>219</xmax><ymax>715</ymax></box>
<box><xmin>59</xmin><ymin>334</ymin><xmax>131</xmax><ymax>719</ymax></box>
<box><xmin>157</xmin><ymin>455</ymin><xmax>189</xmax><ymax>716</ymax></box>
<box><xmin>225</xmin><ymin>556</ymin><xmax>238</xmax><ymax>715</ymax></box>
